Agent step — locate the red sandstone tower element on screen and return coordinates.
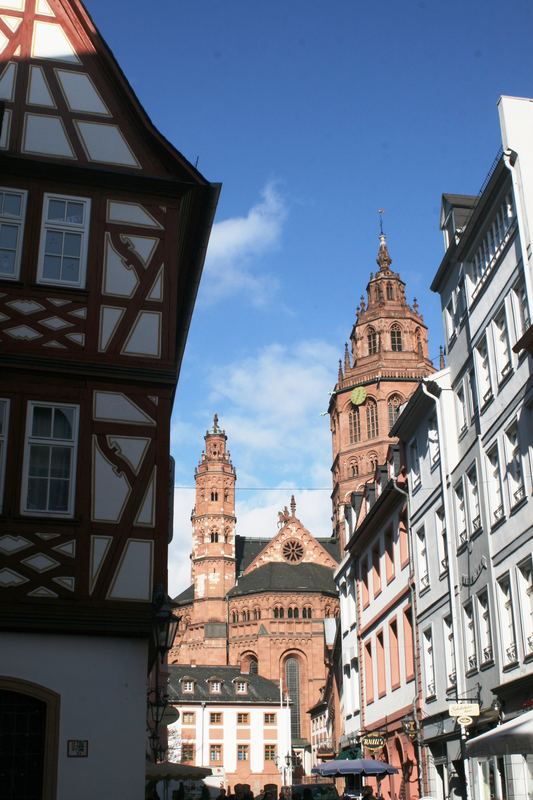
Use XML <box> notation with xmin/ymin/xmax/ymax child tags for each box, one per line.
<box><xmin>329</xmin><ymin>233</ymin><xmax>435</xmax><ymax>544</ymax></box>
<box><xmin>188</xmin><ymin>415</ymin><xmax>237</xmax><ymax>664</ymax></box>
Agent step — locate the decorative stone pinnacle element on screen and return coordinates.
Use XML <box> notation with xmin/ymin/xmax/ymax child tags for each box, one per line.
<box><xmin>439</xmin><ymin>346</ymin><xmax>445</xmax><ymax>369</ymax></box>
<box><xmin>213</xmin><ymin>413</ymin><xmax>219</xmax><ymax>433</ymax></box>
<box><xmin>376</xmin><ymin>233</ymin><xmax>392</xmax><ymax>272</ymax></box>
<box><xmin>290</xmin><ymin>495</ymin><xmax>296</xmax><ymax>517</ymax></box>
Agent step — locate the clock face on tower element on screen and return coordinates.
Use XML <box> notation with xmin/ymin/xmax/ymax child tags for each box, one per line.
<box><xmin>350</xmin><ymin>386</ymin><xmax>366</xmax><ymax>406</ymax></box>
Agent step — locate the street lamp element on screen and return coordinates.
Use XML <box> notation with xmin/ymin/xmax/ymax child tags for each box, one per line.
<box><xmin>148</xmin><ymin>688</ymin><xmax>170</xmax><ymax>725</ymax></box>
<box><xmin>153</xmin><ymin>586</ymin><xmax>180</xmax><ymax>662</ymax></box>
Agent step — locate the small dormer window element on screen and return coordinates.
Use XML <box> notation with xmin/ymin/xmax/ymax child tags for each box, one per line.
<box><xmin>182</xmin><ymin>680</ymin><xmax>194</xmax><ymax>693</ymax></box>
<box><xmin>235</xmin><ymin>681</ymin><xmax>248</xmax><ymax>694</ymax></box>
<box><xmin>209</xmin><ymin>680</ymin><xmax>222</xmax><ymax>694</ymax></box>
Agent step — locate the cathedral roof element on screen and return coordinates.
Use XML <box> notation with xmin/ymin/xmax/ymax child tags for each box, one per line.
<box><xmin>235</xmin><ymin>535</ymin><xmax>340</xmax><ymax>574</ymax></box>
<box><xmin>173</xmin><ymin>584</ymin><xmax>194</xmax><ymax>606</ymax></box>
<box><xmin>167</xmin><ymin>665</ymin><xmax>282</xmax><ymax>704</ymax></box>
<box><xmin>228</xmin><ymin>561</ymin><xmax>338</xmax><ymax>598</ymax></box>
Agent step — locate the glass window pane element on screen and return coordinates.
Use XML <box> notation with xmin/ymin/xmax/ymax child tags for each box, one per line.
<box><xmin>28</xmin><ymin>445</ymin><xmax>50</xmax><ymax>477</ymax></box>
<box><xmin>3</xmin><ymin>193</ymin><xmax>22</xmax><ymax>217</ymax></box>
<box><xmin>27</xmin><ymin>476</ymin><xmax>48</xmax><ymax>510</ymax></box>
<box><xmin>63</xmin><ymin>233</ymin><xmax>81</xmax><ymax>257</ymax></box>
<box><xmin>45</xmin><ymin>230</ymin><xmax>63</xmax><ymax>255</ymax></box>
<box><xmin>50</xmin><ymin>447</ymin><xmax>71</xmax><ymax>479</ymax></box>
<box><xmin>42</xmin><ymin>255</ymin><xmax>62</xmax><ymax>280</ymax></box>
<box><xmin>0</xmin><ymin>249</ymin><xmax>16</xmax><ymax>276</ymax></box>
<box><xmin>32</xmin><ymin>407</ymin><xmax>52</xmax><ymax>438</ymax></box>
<box><xmin>49</xmin><ymin>478</ymin><xmax>69</xmax><ymax>511</ymax></box>
<box><xmin>0</xmin><ymin>224</ymin><xmax>18</xmax><ymax>249</ymax></box>
<box><xmin>48</xmin><ymin>199</ymin><xmax>65</xmax><ymax>221</ymax></box>
<box><xmin>61</xmin><ymin>257</ymin><xmax>80</xmax><ymax>282</ymax></box>
<box><xmin>52</xmin><ymin>408</ymin><xmax>73</xmax><ymax>440</ymax></box>
<box><xmin>66</xmin><ymin>202</ymin><xmax>83</xmax><ymax>224</ymax></box>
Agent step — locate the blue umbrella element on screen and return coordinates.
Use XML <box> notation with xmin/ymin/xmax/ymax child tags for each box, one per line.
<box><xmin>312</xmin><ymin>759</ymin><xmax>398</xmax><ymax>777</ymax></box>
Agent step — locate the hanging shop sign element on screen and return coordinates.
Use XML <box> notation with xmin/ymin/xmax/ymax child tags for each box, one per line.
<box><xmin>457</xmin><ymin>715</ymin><xmax>474</xmax><ymax>726</ymax></box>
<box><xmin>362</xmin><ymin>734</ymin><xmax>385</xmax><ymax>751</ymax></box>
<box><xmin>449</xmin><ymin>703</ymin><xmax>480</xmax><ymax>717</ymax></box>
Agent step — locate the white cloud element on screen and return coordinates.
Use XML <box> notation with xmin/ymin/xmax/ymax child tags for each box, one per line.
<box><xmin>168</xmin><ymin>338</ymin><xmax>339</xmax><ymax>597</ymax></box>
<box><xmin>202</xmin><ymin>182</ymin><xmax>287</xmax><ymax>305</ymax></box>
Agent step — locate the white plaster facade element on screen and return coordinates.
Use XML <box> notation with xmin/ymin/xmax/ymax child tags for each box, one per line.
<box><xmin>0</xmin><ymin>632</ymin><xmax>148</xmax><ymax>800</ymax></box>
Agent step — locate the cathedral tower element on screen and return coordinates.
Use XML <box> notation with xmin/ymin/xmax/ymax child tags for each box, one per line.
<box><xmin>329</xmin><ymin>233</ymin><xmax>434</xmax><ymax>544</ymax></box>
<box><xmin>189</xmin><ymin>415</ymin><xmax>237</xmax><ymax>663</ymax></box>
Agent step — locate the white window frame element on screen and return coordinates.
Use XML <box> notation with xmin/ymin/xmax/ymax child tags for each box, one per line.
<box><xmin>443</xmin><ymin>615</ymin><xmax>456</xmax><ymax>688</ymax></box>
<box><xmin>516</xmin><ymin>557</ymin><xmax>533</xmax><ymax>658</ymax></box>
<box><xmin>182</xmin><ymin>680</ymin><xmax>194</xmax><ymax>694</ymax></box>
<box><xmin>0</xmin><ymin>187</ymin><xmax>27</xmax><ymax>281</ymax></box>
<box><xmin>492</xmin><ymin>307</ymin><xmax>512</xmax><ymax>384</ymax></box>
<box><xmin>511</xmin><ymin>278</ymin><xmax>530</xmax><ymax>343</ymax></box>
<box><xmin>235</xmin><ymin>681</ymin><xmax>248</xmax><ymax>695</ymax></box>
<box><xmin>466</xmin><ymin>464</ymin><xmax>481</xmax><ymax>535</ymax></box>
<box><xmin>428</xmin><ymin>415</ymin><xmax>440</xmax><ymax>467</ymax></box>
<box><xmin>497</xmin><ymin>573</ymin><xmax>518</xmax><ymax>666</ymax></box>
<box><xmin>486</xmin><ymin>444</ymin><xmax>504</xmax><ymax>526</ymax></box>
<box><xmin>435</xmin><ymin>507</ymin><xmax>448</xmax><ymax>575</ymax></box>
<box><xmin>37</xmin><ymin>193</ymin><xmax>91</xmax><ymax>288</ymax></box>
<box><xmin>21</xmin><ymin>401</ymin><xmax>79</xmax><ymax>518</ymax></box>
<box><xmin>464</xmin><ymin>601</ymin><xmax>478</xmax><ymax>671</ymax></box>
<box><xmin>416</xmin><ymin>526</ymin><xmax>429</xmax><ymax>590</ymax></box>
<box><xmin>504</xmin><ymin>420</ymin><xmax>525</xmax><ymax>508</ymax></box>
<box><xmin>456</xmin><ymin>383</ymin><xmax>467</xmax><ymax>435</ymax></box>
<box><xmin>422</xmin><ymin>627</ymin><xmax>435</xmax><ymax>697</ymax></box>
<box><xmin>477</xmin><ymin>590</ymin><xmax>493</xmax><ymax>664</ymax></box>
<box><xmin>454</xmin><ymin>481</ymin><xmax>467</xmax><ymax>545</ymax></box>
<box><xmin>409</xmin><ymin>438</ymin><xmax>421</xmax><ymax>490</ymax></box>
<box><xmin>475</xmin><ymin>336</ymin><xmax>493</xmax><ymax>407</ymax></box>
<box><xmin>0</xmin><ymin>399</ymin><xmax>9</xmax><ymax>512</ymax></box>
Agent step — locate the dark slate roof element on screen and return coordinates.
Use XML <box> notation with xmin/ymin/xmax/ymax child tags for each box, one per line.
<box><xmin>317</xmin><ymin>537</ymin><xmax>341</xmax><ymax>562</ymax></box>
<box><xmin>174</xmin><ymin>584</ymin><xmax>194</xmax><ymax>605</ymax></box>
<box><xmin>235</xmin><ymin>536</ymin><xmax>270</xmax><ymax>574</ymax></box>
<box><xmin>228</xmin><ymin>562</ymin><xmax>337</xmax><ymax>598</ymax></box>
<box><xmin>168</xmin><ymin>665</ymin><xmax>282</xmax><ymax>704</ymax></box>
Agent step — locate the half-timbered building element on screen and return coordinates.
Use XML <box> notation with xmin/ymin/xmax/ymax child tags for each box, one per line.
<box><xmin>0</xmin><ymin>2</ymin><xmax>219</xmax><ymax>798</ymax></box>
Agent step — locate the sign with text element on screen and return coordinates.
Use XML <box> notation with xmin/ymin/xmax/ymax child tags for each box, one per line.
<box><xmin>449</xmin><ymin>703</ymin><xmax>480</xmax><ymax>717</ymax></box>
<box><xmin>67</xmin><ymin>740</ymin><xmax>88</xmax><ymax>758</ymax></box>
<box><xmin>362</xmin><ymin>735</ymin><xmax>385</xmax><ymax>751</ymax></box>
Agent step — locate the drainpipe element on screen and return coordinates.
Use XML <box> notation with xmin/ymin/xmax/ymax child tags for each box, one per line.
<box><xmin>502</xmin><ymin>149</ymin><xmax>533</xmax><ymax>317</ymax></box>
<box><xmin>390</xmin><ymin>479</ymin><xmax>425</xmax><ymax>799</ymax></box>
<box><xmin>420</xmin><ymin>381</ymin><xmax>472</xmax><ymax>800</ymax></box>
<box><xmin>200</xmin><ymin>701</ymin><xmax>206</xmax><ymax>767</ymax></box>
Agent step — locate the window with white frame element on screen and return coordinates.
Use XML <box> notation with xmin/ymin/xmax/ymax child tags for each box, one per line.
<box><xmin>486</xmin><ymin>445</ymin><xmax>504</xmax><ymax>525</ymax></box>
<box><xmin>454</xmin><ymin>481</ymin><xmax>467</xmax><ymax>544</ymax></box>
<box><xmin>456</xmin><ymin>384</ymin><xmax>467</xmax><ymax>435</ymax></box>
<box><xmin>0</xmin><ymin>188</ymin><xmax>26</xmax><ymax>280</ymax></box>
<box><xmin>181</xmin><ymin>680</ymin><xmax>194</xmax><ymax>693</ymax></box>
<box><xmin>464</xmin><ymin>601</ymin><xmax>477</xmax><ymax>671</ymax></box>
<box><xmin>468</xmin><ymin>368</ymin><xmax>478</xmax><ymax>420</ymax></box>
<box><xmin>422</xmin><ymin>627</ymin><xmax>435</xmax><ymax>697</ymax></box>
<box><xmin>497</xmin><ymin>573</ymin><xmax>517</xmax><ymax>665</ymax></box>
<box><xmin>466</xmin><ymin>465</ymin><xmax>481</xmax><ymax>534</ymax></box>
<box><xmin>409</xmin><ymin>439</ymin><xmax>420</xmax><ymax>489</ymax></box>
<box><xmin>511</xmin><ymin>279</ymin><xmax>530</xmax><ymax>342</ymax></box>
<box><xmin>471</xmin><ymin>193</ymin><xmax>516</xmax><ymax>295</ymax></box>
<box><xmin>454</xmin><ymin>280</ymin><xmax>466</xmax><ymax>327</ymax></box>
<box><xmin>443</xmin><ymin>615</ymin><xmax>456</xmax><ymax>688</ymax></box>
<box><xmin>504</xmin><ymin>421</ymin><xmax>525</xmax><ymax>507</ymax></box>
<box><xmin>416</xmin><ymin>527</ymin><xmax>429</xmax><ymax>590</ymax></box>
<box><xmin>475</xmin><ymin>337</ymin><xmax>492</xmax><ymax>405</ymax></box>
<box><xmin>477</xmin><ymin>590</ymin><xmax>493</xmax><ymax>664</ymax></box>
<box><xmin>492</xmin><ymin>308</ymin><xmax>512</xmax><ymax>383</ymax></box>
<box><xmin>445</xmin><ymin>298</ymin><xmax>455</xmax><ymax>343</ymax></box>
<box><xmin>37</xmin><ymin>194</ymin><xmax>90</xmax><ymax>287</ymax></box>
<box><xmin>435</xmin><ymin>507</ymin><xmax>448</xmax><ymax>574</ymax></box>
<box><xmin>516</xmin><ymin>557</ymin><xmax>533</xmax><ymax>657</ymax></box>
<box><xmin>428</xmin><ymin>415</ymin><xmax>440</xmax><ymax>466</ymax></box>
<box><xmin>22</xmin><ymin>403</ymin><xmax>78</xmax><ymax>516</ymax></box>
<box><xmin>235</xmin><ymin>681</ymin><xmax>248</xmax><ymax>694</ymax></box>
<box><xmin>209</xmin><ymin>680</ymin><xmax>222</xmax><ymax>694</ymax></box>
<box><xmin>0</xmin><ymin>399</ymin><xmax>8</xmax><ymax>511</ymax></box>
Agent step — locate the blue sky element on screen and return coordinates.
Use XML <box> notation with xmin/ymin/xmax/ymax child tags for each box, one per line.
<box><xmin>86</xmin><ymin>0</ymin><xmax>533</xmax><ymax>594</ymax></box>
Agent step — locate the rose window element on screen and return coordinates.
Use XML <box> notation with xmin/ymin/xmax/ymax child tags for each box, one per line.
<box><xmin>282</xmin><ymin>539</ymin><xmax>304</xmax><ymax>562</ymax></box>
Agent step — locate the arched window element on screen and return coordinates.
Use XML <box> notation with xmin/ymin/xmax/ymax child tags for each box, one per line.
<box><xmin>293</xmin><ymin>607</ymin><xmax>299</xmax><ymax>619</ymax></box>
<box><xmin>369</xmin><ymin>453</ymin><xmax>378</xmax><ymax>472</ymax></box>
<box><xmin>210</xmin><ymin>531</ymin><xmax>218</xmax><ymax>543</ymax></box>
<box><xmin>391</xmin><ymin>323</ymin><xmax>403</xmax><ymax>352</ymax></box>
<box><xmin>302</xmin><ymin>606</ymin><xmax>313</xmax><ymax>619</ymax></box>
<box><xmin>415</xmin><ymin>327</ymin><xmax>422</xmax><ymax>355</ymax></box>
<box><xmin>367</xmin><ymin>327</ymin><xmax>378</xmax><ymax>355</ymax></box>
<box><xmin>242</xmin><ymin>609</ymin><xmax>250</xmax><ymax>622</ymax></box>
<box><xmin>388</xmin><ymin>394</ymin><xmax>403</xmax><ymax>429</ymax></box>
<box><xmin>231</xmin><ymin>611</ymin><xmax>238</xmax><ymax>623</ymax></box>
<box><xmin>210</xmin><ymin>491</ymin><xmax>218</xmax><ymax>502</ymax></box>
<box><xmin>285</xmin><ymin>658</ymin><xmax>301</xmax><ymax>738</ymax></box>
<box><xmin>386</xmin><ymin>283</ymin><xmax>394</xmax><ymax>300</ymax></box>
<box><xmin>274</xmin><ymin>606</ymin><xmax>284</xmax><ymax>619</ymax></box>
<box><xmin>349</xmin><ymin>408</ymin><xmax>360</xmax><ymax>444</ymax></box>
<box><xmin>350</xmin><ymin>459</ymin><xmax>359</xmax><ymax>477</ymax></box>
<box><xmin>366</xmin><ymin>399</ymin><xmax>379</xmax><ymax>438</ymax></box>
<box><xmin>253</xmin><ymin>607</ymin><xmax>261</xmax><ymax>620</ymax></box>
<box><xmin>249</xmin><ymin>657</ymin><xmax>258</xmax><ymax>675</ymax></box>
<box><xmin>288</xmin><ymin>607</ymin><xmax>293</xmax><ymax>619</ymax></box>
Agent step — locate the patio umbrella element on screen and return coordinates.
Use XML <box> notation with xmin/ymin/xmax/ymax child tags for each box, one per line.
<box><xmin>312</xmin><ymin>759</ymin><xmax>399</xmax><ymax>777</ymax></box>
<box><xmin>146</xmin><ymin>762</ymin><xmax>212</xmax><ymax>780</ymax></box>
<box><xmin>466</xmin><ymin>710</ymin><xmax>533</xmax><ymax>757</ymax></box>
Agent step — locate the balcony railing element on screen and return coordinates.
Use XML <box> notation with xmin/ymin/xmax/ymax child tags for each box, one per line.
<box><xmin>482</xmin><ymin>645</ymin><xmax>493</xmax><ymax>662</ymax></box>
<box><xmin>506</xmin><ymin>643</ymin><xmax>517</xmax><ymax>663</ymax></box>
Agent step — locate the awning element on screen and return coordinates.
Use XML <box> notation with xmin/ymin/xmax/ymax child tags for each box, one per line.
<box><xmin>312</xmin><ymin>759</ymin><xmax>398</xmax><ymax>777</ymax></box>
<box><xmin>146</xmin><ymin>762</ymin><xmax>212</xmax><ymax>781</ymax></box>
<box><xmin>466</xmin><ymin>711</ymin><xmax>533</xmax><ymax>757</ymax></box>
